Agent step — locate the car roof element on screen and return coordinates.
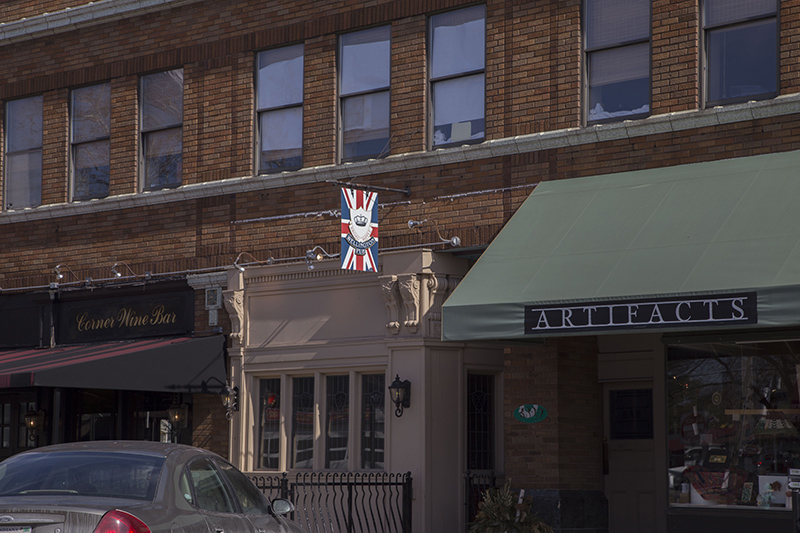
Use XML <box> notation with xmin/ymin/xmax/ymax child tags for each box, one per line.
<box><xmin>10</xmin><ymin>441</ymin><xmax>218</xmax><ymax>459</ymax></box>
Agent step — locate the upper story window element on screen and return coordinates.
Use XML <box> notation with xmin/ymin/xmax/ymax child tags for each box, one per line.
<box><xmin>141</xmin><ymin>69</ymin><xmax>183</xmax><ymax>191</ymax></box>
<box><xmin>256</xmin><ymin>44</ymin><xmax>304</xmax><ymax>173</ymax></box>
<box><xmin>257</xmin><ymin>373</ymin><xmax>385</xmax><ymax>471</ymax></box>
<box><xmin>703</xmin><ymin>0</ymin><xmax>777</xmax><ymax>106</ymax></box>
<box><xmin>430</xmin><ymin>5</ymin><xmax>485</xmax><ymax>148</ymax></box>
<box><xmin>71</xmin><ymin>83</ymin><xmax>111</xmax><ymax>201</ymax></box>
<box><xmin>5</xmin><ymin>95</ymin><xmax>43</xmax><ymax>210</ymax></box>
<box><xmin>339</xmin><ymin>26</ymin><xmax>391</xmax><ymax>162</ymax></box>
<box><xmin>584</xmin><ymin>0</ymin><xmax>650</xmax><ymax>123</ymax></box>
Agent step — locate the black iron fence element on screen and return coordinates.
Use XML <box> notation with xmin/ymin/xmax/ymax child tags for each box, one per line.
<box><xmin>465</xmin><ymin>470</ymin><xmax>497</xmax><ymax>530</ymax></box>
<box><xmin>249</xmin><ymin>471</ymin><xmax>412</xmax><ymax>533</ymax></box>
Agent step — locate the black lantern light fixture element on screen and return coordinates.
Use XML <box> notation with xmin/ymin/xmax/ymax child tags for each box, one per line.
<box><xmin>388</xmin><ymin>374</ymin><xmax>411</xmax><ymax>417</ymax></box>
<box><xmin>221</xmin><ymin>384</ymin><xmax>239</xmax><ymax>420</ymax></box>
<box><xmin>24</xmin><ymin>409</ymin><xmax>45</xmax><ymax>441</ymax></box>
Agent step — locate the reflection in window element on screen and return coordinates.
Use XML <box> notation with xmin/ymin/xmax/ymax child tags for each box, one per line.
<box><xmin>141</xmin><ymin>69</ymin><xmax>183</xmax><ymax>190</ymax></box>
<box><xmin>325</xmin><ymin>375</ymin><xmax>349</xmax><ymax>469</ymax></box>
<box><xmin>292</xmin><ymin>377</ymin><xmax>314</xmax><ymax>469</ymax></box>
<box><xmin>5</xmin><ymin>96</ymin><xmax>43</xmax><ymax>210</ymax></box>
<box><xmin>430</xmin><ymin>5</ymin><xmax>485</xmax><ymax>147</ymax></box>
<box><xmin>340</xmin><ymin>26</ymin><xmax>391</xmax><ymax>161</ymax></box>
<box><xmin>704</xmin><ymin>0</ymin><xmax>777</xmax><ymax>105</ymax></box>
<box><xmin>258</xmin><ymin>378</ymin><xmax>281</xmax><ymax>470</ymax></box>
<box><xmin>361</xmin><ymin>374</ymin><xmax>385</xmax><ymax>469</ymax></box>
<box><xmin>667</xmin><ymin>341</ymin><xmax>800</xmax><ymax>509</ymax></box>
<box><xmin>257</xmin><ymin>45</ymin><xmax>303</xmax><ymax>172</ymax></box>
<box><xmin>584</xmin><ymin>0</ymin><xmax>650</xmax><ymax>122</ymax></box>
<box><xmin>72</xmin><ymin>83</ymin><xmax>111</xmax><ymax>201</ymax></box>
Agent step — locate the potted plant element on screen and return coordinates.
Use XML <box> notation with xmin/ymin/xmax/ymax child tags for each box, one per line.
<box><xmin>470</xmin><ymin>481</ymin><xmax>554</xmax><ymax>533</ymax></box>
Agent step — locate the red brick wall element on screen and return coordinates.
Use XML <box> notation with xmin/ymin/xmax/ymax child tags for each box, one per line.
<box><xmin>504</xmin><ymin>337</ymin><xmax>603</xmax><ymax>490</ymax></box>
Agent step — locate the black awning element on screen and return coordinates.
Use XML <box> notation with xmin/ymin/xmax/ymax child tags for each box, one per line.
<box><xmin>0</xmin><ymin>336</ymin><xmax>228</xmax><ymax>393</ymax></box>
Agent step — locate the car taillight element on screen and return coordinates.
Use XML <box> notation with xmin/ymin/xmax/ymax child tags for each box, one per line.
<box><xmin>92</xmin><ymin>510</ymin><xmax>150</xmax><ymax>533</ymax></box>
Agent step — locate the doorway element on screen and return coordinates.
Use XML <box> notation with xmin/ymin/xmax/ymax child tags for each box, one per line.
<box><xmin>603</xmin><ymin>381</ymin><xmax>657</xmax><ymax>533</ymax></box>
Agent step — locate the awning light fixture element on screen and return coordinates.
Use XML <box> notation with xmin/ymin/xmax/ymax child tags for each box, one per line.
<box><xmin>111</xmin><ymin>261</ymin><xmax>138</xmax><ymax>278</ymax></box>
<box><xmin>221</xmin><ymin>384</ymin><xmax>239</xmax><ymax>420</ymax></box>
<box><xmin>233</xmin><ymin>251</ymin><xmax>274</xmax><ymax>272</ymax></box>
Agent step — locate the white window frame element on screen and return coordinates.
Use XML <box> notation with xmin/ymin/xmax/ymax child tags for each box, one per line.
<box><xmin>338</xmin><ymin>25</ymin><xmax>391</xmax><ymax>162</ymax></box>
<box><xmin>428</xmin><ymin>5</ymin><xmax>486</xmax><ymax>149</ymax></box>
<box><xmin>256</xmin><ymin>44</ymin><xmax>304</xmax><ymax>174</ymax></box>
<box><xmin>702</xmin><ymin>0</ymin><xmax>778</xmax><ymax>107</ymax></box>
<box><xmin>254</xmin><ymin>371</ymin><xmax>387</xmax><ymax>472</ymax></box>
<box><xmin>70</xmin><ymin>82</ymin><xmax>111</xmax><ymax>202</ymax></box>
<box><xmin>139</xmin><ymin>68</ymin><xmax>183</xmax><ymax>191</ymax></box>
<box><xmin>4</xmin><ymin>95</ymin><xmax>43</xmax><ymax>211</ymax></box>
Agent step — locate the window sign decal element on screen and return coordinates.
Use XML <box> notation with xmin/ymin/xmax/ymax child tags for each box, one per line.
<box><xmin>341</xmin><ymin>187</ymin><xmax>379</xmax><ymax>272</ymax></box>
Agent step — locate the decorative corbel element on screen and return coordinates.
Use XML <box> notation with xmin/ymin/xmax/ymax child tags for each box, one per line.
<box><xmin>398</xmin><ymin>274</ymin><xmax>420</xmax><ymax>334</ymax></box>
<box><xmin>380</xmin><ymin>275</ymin><xmax>401</xmax><ymax>334</ymax></box>
<box><xmin>222</xmin><ymin>289</ymin><xmax>244</xmax><ymax>344</ymax></box>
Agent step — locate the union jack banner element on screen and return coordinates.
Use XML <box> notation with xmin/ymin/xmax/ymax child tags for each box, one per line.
<box><xmin>341</xmin><ymin>187</ymin><xmax>379</xmax><ymax>272</ymax></box>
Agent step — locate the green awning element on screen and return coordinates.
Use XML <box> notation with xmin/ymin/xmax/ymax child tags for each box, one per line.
<box><xmin>442</xmin><ymin>150</ymin><xmax>800</xmax><ymax>340</ymax></box>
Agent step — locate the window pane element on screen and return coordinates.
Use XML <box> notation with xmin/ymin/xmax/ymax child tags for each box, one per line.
<box><xmin>257</xmin><ymin>44</ymin><xmax>303</xmax><ymax>110</ymax></box>
<box><xmin>216</xmin><ymin>460</ymin><xmax>271</xmax><ymax>514</ymax></box>
<box><xmin>432</xmin><ymin>74</ymin><xmax>485</xmax><ymax>146</ymax></box>
<box><xmin>342</xmin><ymin>90</ymin><xmax>390</xmax><ymax>160</ymax></box>
<box><xmin>431</xmin><ymin>5</ymin><xmax>485</xmax><ymax>79</ymax></box>
<box><xmin>73</xmin><ymin>140</ymin><xmax>110</xmax><ymax>201</ymax></box>
<box><xmin>326</xmin><ymin>375</ymin><xmax>349</xmax><ymax>469</ymax></box>
<box><xmin>144</xmin><ymin>128</ymin><xmax>182</xmax><ymax>190</ymax></box>
<box><xmin>585</xmin><ymin>0</ymin><xmax>650</xmax><ymax>50</ymax></box>
<box><xmin>188</xmin><ymin>459</ymin><xmax>236</xmax><ymax>513</ymax></box>
<box><xmin>340</xmin><ymin>26</ymin><xmax>390</xmax><ymax>95</ymax></box>
<box><xmin>72</xmin><ymin>83</ymin><xmax>111</xmax><ymax>143</ymax></box>
<box><xmin>588</xmin><ymin>42</ymin><xmax>650</xmax><ymax>121</ymax></box>
<box><xmin>142</xmin><ymin>69</ymin><xmax>183</xmax><ymax>131</ymax></box>
<box><xmin>667</xmin><ymin>341</ymin><xmax>800</xmax><ymax>507</ymax></box>
<box><xmin>258</xmin><ymin>379</ymin><xmax>281</xmax><ymax>470</ymax></box>
<box><xmin>291</xmin><ymin>377</ymin><xmax>314</xmax><ymax>469</ymax></box>
<box><xmin>705</xmin><ymin>0</ymin><xmax>777</xmax><ymax>27</ymax></box>
<box><xmin>6</xmin><ymin>151</ymin><xmax>42</xmax><ymax>210</ymax></box>
<box><xmin>706</xmin><ymin>18</ymin><xmax>776</xmax><ymax>103</ymax></box>
<box><xmin>260</xmin><ymin>107</ymin><xmax>303</xmax><ymax>171</ymax></box>
<box><xmin>467</xmin><ymin>374</ymin><xmax>494</xmax><ymax>470</ymax></box>
<box><xmin>7</xmin><ymin>96</ymin><xmax>43</xmax><ymax>152</ymax></box>
<box><xmin>361</xmin><ymin>374</ymin><xmax>385</xmax><ymax>470</ymax></box>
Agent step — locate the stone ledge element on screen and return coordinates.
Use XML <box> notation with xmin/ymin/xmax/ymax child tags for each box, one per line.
<box><xmin>1</xmin><ymin>93</ymin><xmax>798</xmax><ymax>225</ymax></box>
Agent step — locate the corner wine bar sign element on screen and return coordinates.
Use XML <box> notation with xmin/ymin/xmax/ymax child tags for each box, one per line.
<box><xmin>524</xmin><ymin>292</ymin><xmax>757</xmax><ymax>334</ymax></box>
<box><xmin>57</xmin><ymin>291</ymin><xmax>193</xmax><ymax>344</ymax></box>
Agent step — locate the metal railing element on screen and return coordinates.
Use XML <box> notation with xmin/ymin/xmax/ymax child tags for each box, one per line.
<box><xmin>250</xmin><ymin>471</ymin><xmax>412</xmax><ymax>533</ymax></box>
<box><xmin>465</xmin><ymin>470</ymin><xmax>497</xmax><ymax>530</ymax></box>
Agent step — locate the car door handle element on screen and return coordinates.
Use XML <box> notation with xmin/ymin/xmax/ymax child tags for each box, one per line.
<box><xmin>215</xmin><ymin>529</ymin><xmax>224</xmax><ymax>533</ymax></box>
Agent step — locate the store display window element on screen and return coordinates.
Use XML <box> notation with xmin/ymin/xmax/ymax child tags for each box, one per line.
<box><xmin>667</xmin><ymin>339</ymin><xmax>800</xmax><ymax>509</ymax></box>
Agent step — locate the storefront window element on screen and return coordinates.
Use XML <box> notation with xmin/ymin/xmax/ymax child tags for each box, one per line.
<box><xmin>361</xmin><ymin>374</ymin><xmax>385</xmax><ymax>469</ymax></box>
<box><xmin>258</xmin><ymin>379</ymin><xmax>281</xmax><ymax>470</ymax></box>
<box><xmin>667</xmin><ymin>340</ymin><xmax>800</xmax><ymax>509</ymax></box>
<box><xmin>292</xmin><ymin>377</ymin><xmax>315</xmax><ymax>469</ymax></box>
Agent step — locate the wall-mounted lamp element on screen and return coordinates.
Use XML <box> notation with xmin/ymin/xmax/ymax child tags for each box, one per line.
<box><xmin>24</xmin><ymin>409</ymin><xmax>45</xmax><ymax>441</ymax></box>
<box><xmin>53</xmin><ymin>264</ymin><xmax>77</xmax><ymax>281</ymax></box>
<box><xmin>406</xmin><ymin>220</ymin><xmax>461</xmax><ymax>247</ymax></box>
<box><xmin>168</xmin><ymin>402</ymin><xmax>189</xmax><ymax>429</ymax></box>
<box><xmin>305</xmin><ymin>245</ymin><xmax>338</xmax><ymax>270</ymax></box>
<box><xmin>388</xmin><ymin>375</ymin><xmax>411</xmax><ymax>418</ymax></box>
<box><xmin>233</xmin><ymin>251</ymin><xmax>274</xmax><ymax>272</ymax></box>
<box><xmin>111</xmin><ymin>261</ymin><xmax>138</xmax><ymax>278</ymax></box>
<box><xmin>221</xmin><ymin>384</ymin><xmax>239</xmax><ymax>420</ymax></box>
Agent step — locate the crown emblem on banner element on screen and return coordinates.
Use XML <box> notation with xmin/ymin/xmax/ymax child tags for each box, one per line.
<box><xmin>354</xmin><ymin>214</ymin><xmax>368</xmax><ymax>227</ymax></box>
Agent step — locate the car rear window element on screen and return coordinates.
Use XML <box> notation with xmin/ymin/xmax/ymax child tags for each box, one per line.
<box><xmin>0</xmin><ymin>451</ymin><xmax>164</xmax><ymax>500</ymax></box>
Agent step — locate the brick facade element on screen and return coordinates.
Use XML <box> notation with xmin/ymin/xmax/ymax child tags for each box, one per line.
<box><xmin>0</xmin><ymin>0</ymin><xmax>799</xmax><ymax>526</ymax></box>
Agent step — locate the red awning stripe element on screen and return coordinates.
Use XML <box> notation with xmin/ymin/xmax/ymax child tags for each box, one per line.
<box><xmin>0</xmin><ymin>338</ymin><xmax>192</xmax><ymax>375</ymax></box>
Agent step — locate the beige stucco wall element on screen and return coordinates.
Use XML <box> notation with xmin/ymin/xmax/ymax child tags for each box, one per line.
<box><xmin>223</xmin><ymin>249</ymin><xmax>504</xmax><ymax>532</ymax></box>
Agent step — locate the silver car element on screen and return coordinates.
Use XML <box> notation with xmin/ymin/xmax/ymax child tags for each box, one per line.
<box><xmin>0</xmin><ymin>441</ymin><xmax>304</xmax><ymax>533</ymax></box>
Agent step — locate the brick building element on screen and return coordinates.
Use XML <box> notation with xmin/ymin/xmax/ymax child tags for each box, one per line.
<box><xmin>0</xmin><ymin>0</ymin><xmax>799</xmax><ymax>532</ymax></box>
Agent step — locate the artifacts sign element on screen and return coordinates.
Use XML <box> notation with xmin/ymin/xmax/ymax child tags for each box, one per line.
<box><xmin>525</xmin><ymin>292</ymin><xmax>757</xmax><ymax>334</ymax></box>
